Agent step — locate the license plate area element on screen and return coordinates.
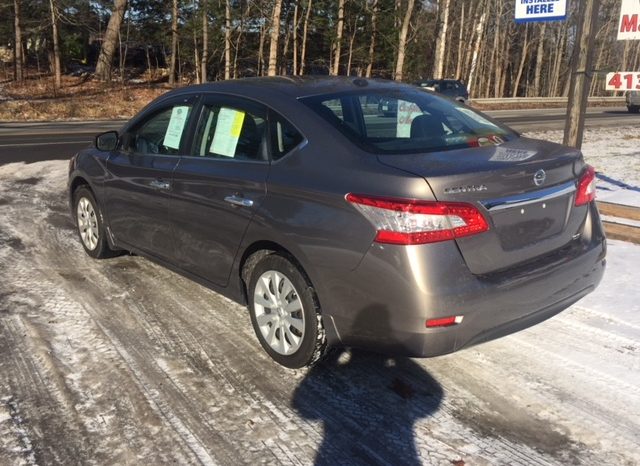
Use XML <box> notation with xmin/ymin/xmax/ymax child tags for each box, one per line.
<box><xmin>491</xmin><ymin>196</ymin><xmax>570</xmax><ymax>251</ymax></box>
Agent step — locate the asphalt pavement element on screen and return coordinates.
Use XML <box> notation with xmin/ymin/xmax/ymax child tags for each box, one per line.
<box><xmin>1</xmin><ymin>106</ymin><xmax>639</xmax><ymax>166</ymax></box>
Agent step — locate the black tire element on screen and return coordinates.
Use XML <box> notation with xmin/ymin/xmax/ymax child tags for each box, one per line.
<box><xmin>247</xmin><ymin>254</ymin><xmax>326</xmax><ymax>368</ymax></box>
<box><xmin>629</xmin><ymin>106</ymin><xmax>640</xmax><ymax>114</ymax></box>
<box><xmin>73</xmin><ymin>186</ymin><xmax>116</xmax><ymax>259</ymax></box>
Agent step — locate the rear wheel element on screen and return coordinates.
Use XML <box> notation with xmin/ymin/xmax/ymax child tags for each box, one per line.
<box><xmin>248</xmin><ymin>254</ymin><xmax>326</xmax><ymax>368</ymax></box>
<box><xmin>73</xmin><ymin>186</ymin><xmax>115</xmax><ymax>259</ymax></box>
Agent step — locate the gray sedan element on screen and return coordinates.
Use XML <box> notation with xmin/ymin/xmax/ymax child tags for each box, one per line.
<box><xmin>68</xmin><ymin>77</ymin><xmax>606</xmax><ymax>368</ymax></box>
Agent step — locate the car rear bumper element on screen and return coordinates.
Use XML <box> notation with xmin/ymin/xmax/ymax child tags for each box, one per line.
<box><xmin>322</xmin><ymin>202</ymin><xmax>606</xmax><ymax>357</ymax></box>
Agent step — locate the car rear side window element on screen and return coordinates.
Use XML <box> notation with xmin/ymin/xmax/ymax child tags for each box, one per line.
<box><xmin>301</xmin><ymin>90</ymin><xmax>515</xmax><ymax>155</ymax></box>
<box><xmin>271</xmin><ymin>117</ymin><xmax>304</xmax><ymax>160</ymax></box>
<box><xmin>193</xmin><ymin>103</ymin><xmax>267</xmax><ymax>161</ymax></box>
<box><xmin>126</xmin><ymin>104</ymin><xmax>193</xmax><ymax>155</ymax></box>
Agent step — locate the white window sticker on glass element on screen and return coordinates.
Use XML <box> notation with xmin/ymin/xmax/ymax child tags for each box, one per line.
<box><xmin>396</xmin><ymin>100</ymin><xmax>423</xmax><ymax>138</ymax></box>
<box><xmin>163</xmin><ymin>106</ymin><xmax>190</xmax><ymax>150</ymax></box>
<box><xmin>210</xmin><ymin>108</ymin><xmax>246</xmax><ymax>157</ymax></box>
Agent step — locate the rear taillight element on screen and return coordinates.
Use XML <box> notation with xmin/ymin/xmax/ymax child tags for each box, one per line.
<box><xmin>346</xmin><ymin>194</ymin><xmax>489</xmax><ymax>245</ymax></box>
<box><xmin>575</xmin><ymin>165</ymin><xmax>596</xmax><ymax>206</ymax></box>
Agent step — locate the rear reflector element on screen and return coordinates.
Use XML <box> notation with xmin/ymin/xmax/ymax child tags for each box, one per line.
<box><xmin>346</xmin><ymin>194</ymin><xmax>489</xmax><ymax>245</ymax></box>
<box><xmin>575</xmin><ymin>165</ymin><xmax>596</xmax><ymax>206</ymax></box>
<box><xmin>426</xmin><ymin>315</ymin><xmax>464</xmax><ymax>328</ymax></box>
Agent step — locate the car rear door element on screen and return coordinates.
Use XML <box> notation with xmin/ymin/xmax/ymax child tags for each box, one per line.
<box><xmin>170</xmin><ymin>95</ymin><xmax>270</xmax><ymax>287</ymax></box>
<box><xmin>104</xmin><ymin>95</ymin><xmax>197</xmax><ymax>261</ymax></box>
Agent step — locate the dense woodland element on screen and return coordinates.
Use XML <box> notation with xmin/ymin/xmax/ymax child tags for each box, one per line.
<box><xmin>0</xmin><ymin>0</ymin><xmax>637</xmax><ymax>97</ymax></box>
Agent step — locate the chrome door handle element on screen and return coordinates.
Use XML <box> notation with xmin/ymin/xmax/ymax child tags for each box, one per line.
<box><xmin>224</xmin><ymin>195</ymin><xmax>254</xmax><ymax>207</ymax></box>
<box><xmin>149</xmin><ymin>179</ymin><xmax>171</xmax><ymax>190</ymax></box>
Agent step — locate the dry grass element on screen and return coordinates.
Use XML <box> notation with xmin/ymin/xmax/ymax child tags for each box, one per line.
<box><xmin>0</xmin><ymin>75</ymin><xmax>169</xmax><ymax>121</ymax></box>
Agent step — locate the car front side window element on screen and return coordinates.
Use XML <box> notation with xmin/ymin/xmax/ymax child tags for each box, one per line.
<box><xmin>125</xmin><ymin>104</ymin><xmax>193</xmax><ymax>156</ymax></box>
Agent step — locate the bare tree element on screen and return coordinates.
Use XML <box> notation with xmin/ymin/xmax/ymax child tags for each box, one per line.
<box><xmin>95</xmin><ymin>0</ymin><xmax>128</xmax><ymax>81</ymax></box>
<box><xmin>224</xmin><ymin>0</ymin><xmax>232</xmax><ymax>79</ymax></box>
<box><xmin>394</xmin><ymin>0</ymin><xmax>416</xmax><ymax>81</ymax></box>
<box><xmin>332</xmin><ymin>0</ymin><xmax>345</xmax><ymax>75</ymax></box>
<box><xmin>267</xmin><ymin>0</ymin><xmax>283</xmax><ymax>76</ymax></box>
<box><xmin>13</xmin><ymin>0</ymin><xmax>24</xmax><ymax>82</ymax></box>
<box><xmin>433</xmin><ymin>0</ymin><xmax>451</xmax><ymax>79</ymax></box>
<box><xmin>300</xmin><ymin>0</ymin><xmax>313</xmax><ymax>75</ymax></box>
<box><xmin>169</xmin><ymin>0</ymin><xmax>178</xmax><ymax>85</ymax></box>
<box><xmin>365</xmin><ymin>0</ymin><xmax>378</xmax><ymax>78</ymax></box>
<box><xmin>467</xmin><ymin>6</ymin><xmax>487</xmax><ymax>96</ymax></box>
<box><xmin>49</xmin><ymin>0</ymin><xmax>62</xmax><ymax>89</ymax></box>
<box><xmin>202</xmin><ymin>1</ymin><xmax>208</xmax><ymax>83</ymax></box>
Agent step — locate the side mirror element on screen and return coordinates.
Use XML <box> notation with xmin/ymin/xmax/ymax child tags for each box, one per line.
<box><xmin>95</xmin><ymin>131</ymin><xmax>119</xmax><ymax>152</ymax></box>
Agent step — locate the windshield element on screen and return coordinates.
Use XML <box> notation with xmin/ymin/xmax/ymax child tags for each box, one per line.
<box><xmin>300</xmin><ymin>90</ymin><xmax>516</xmax><ymax>155</ymax></box>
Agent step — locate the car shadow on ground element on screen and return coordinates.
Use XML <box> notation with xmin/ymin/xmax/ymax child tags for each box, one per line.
<box><xmin>291</xmin><ymin>347</ymin><xmax>443</xmax><ymax>465</ymax></box>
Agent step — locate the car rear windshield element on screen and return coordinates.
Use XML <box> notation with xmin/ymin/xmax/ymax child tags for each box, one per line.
<box><xmin>300</xmin><ymin>90</ymin><xmax>516</xmax><ymax>155</ymax></box>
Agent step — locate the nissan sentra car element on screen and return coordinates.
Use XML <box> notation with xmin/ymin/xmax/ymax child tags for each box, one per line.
<box><xmin>68</xmin><ymin>76</ymin><xmax>606</xmax><ymax>368</ymax></box>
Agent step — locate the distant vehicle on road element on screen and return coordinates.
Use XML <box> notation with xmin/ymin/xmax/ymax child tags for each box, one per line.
<box><xmin>68</xmin><ymin>76</ymin><xmax>605</xmax><ymax>368</ymax></box>
<box><xmin>416</xmin><ymin>79</ymin><xmax>469</xmax><ymax>104</ymax></box>
<box><xmin>626</xmin><ymin>91</ymin><xmax>640</xmax><ymax>113</ymax></box>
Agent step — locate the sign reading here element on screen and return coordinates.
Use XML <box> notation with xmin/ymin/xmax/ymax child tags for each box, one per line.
<box><xmin>515</xmin><ymin>0</ymin><xmax>567</xmax><ymax>23</ymax></box>
<box><xmin>618</xmin><ymin>0</ymin><xmax>640</xmax><ymax>40</ymax></box>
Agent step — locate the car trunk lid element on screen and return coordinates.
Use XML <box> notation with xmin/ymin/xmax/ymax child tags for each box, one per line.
<box><xmin>377</xmin><ymin>137</ymin><xmax>587</xmax><ymax>274</ymax></box>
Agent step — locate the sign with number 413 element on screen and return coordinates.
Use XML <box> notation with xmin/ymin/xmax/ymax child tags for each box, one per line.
<box><xmin>606</xmin><ymin>72</ymin><xmax>640</xmax><ymax>91</ymax></box>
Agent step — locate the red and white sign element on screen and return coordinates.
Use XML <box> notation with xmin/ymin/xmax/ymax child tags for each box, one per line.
<box><xmin>605</xmin><ymin>72</ymin><xmax>640</xmax><ymax>91</ymax></box>
<box><xmin>618</xmin><ymin>0</ymin><xmax>640</xmax><ymax>40</ymax></box>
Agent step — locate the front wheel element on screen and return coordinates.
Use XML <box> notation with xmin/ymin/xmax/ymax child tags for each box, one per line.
<box><xmin>248</xmin><ymin>254</ymin><xmax>326</xmax><ymax>368</ymax></box>
<box><xmin>73</xmin><ymin>186</ymin><xmax>116</xmax><ymax>259</ymax></box>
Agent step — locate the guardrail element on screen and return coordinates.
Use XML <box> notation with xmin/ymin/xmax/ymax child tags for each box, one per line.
<box><xmin>597</xmin><ymin>201</ymin><xmax>640</xmax><ymax>245</ymax></box>
<box><xmin>471</xmin><ymin>97</ymin><xmax>625</xmax><ymax>105</ymax></box>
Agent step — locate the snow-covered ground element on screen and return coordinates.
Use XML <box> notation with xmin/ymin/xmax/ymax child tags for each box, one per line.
<box><xmin>0</xmin><ymin>147</ymin><xmax>639</xmax><ymax>465</ymax></box>
<box><xmin>526</xmin><ymin>126</ymin><xmax>640</xmax><ymax>208</ymax></box>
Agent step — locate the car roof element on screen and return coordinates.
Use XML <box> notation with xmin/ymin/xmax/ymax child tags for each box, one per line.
<box><xmin>161</xmin><ymin>76</ymin><xmax>416</xmax><ymax>101</ymax></box>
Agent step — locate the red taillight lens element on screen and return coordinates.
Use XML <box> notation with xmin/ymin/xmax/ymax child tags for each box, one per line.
<box><xmin>346</xmin><ymin>194</ymin><xmax>489</xmax><ymax>245</ymax></box>
<box><xmin>575</xmin><ymin>165</ymin><xmax>596</xmax><ymax>206</ymax></box>
<box><xmin>426</xmin><ymin>315</ymin><xmax>464</xmax><ymax>328</ymax></box>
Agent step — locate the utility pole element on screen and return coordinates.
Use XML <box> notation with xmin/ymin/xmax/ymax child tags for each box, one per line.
<box><xmin>563</xmin><ymin>0</ymin><xmax>600</xmax><ymax>149</ymax></box>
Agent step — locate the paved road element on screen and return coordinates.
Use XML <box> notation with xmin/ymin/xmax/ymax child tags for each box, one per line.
<box><xmin>1</xmin><ymin>106</ymin><xmax>639</xmax><ymax>165</ymax></box>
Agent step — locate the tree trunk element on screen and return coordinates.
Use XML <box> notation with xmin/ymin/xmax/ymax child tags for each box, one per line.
<box><xmin>49</xmin><ymin>0</ymin><xmax>61</xmax><ymax>89</ymax></box>
<box><xmin>433</xmin><ymin>0</ymin><xmax>451</xmax><ymax>79</ymax></box>
<box><xmin>201</xmin><ymin>2</ymin><xmax>208</xmax><ymax>83</ymax></box>
<box><xmin>95</xmin><ymin>0</ymin><xmax>127</xmax><ymax>81</ymax></box>
<box><xmin>365</xmin><ymin>0</ymin><xmax>378</xmax><ymax>78</ymax></box>
<box><xmin>332</xmin><ymin>0</ymin><xmax>345</xmax><ymax>75</ymax></box>
<box><xmin>13</xmin><ymin>0</ymin><xmax>24</xmax><ymax>82</ymax></box>
<box><xmin>564</xmin><ymin>0</ymin><xmax>600</xmax><ymax>149</ymax></box>
<box><xmin>533</xmin><ymin>23</ymin><xmax>547</xmax><ymax>96</ymax></box>
<box><xmin>300</xmin><ymin>0</ymin><xmax>313</xmax><ymax>75</ymax></box>
<box><xmin>292</xmin><ymin>2</ymin><xmax>299</xmax><ymax>76</ymax></box>
<box><xmin>224</xmin><ymin>0</ymin><xmax>231</xmax><ymax>79</ymax></box>
<box><xmin>267</xmin><ymin>0</ymin><xmax>283</xmax><ymax>76</ymax></box>
<box><xmin>455</xmin><ymin>2</ymin><xmax>465</xmax><ymax>80</ymax></box>
<box><xmin>168</xmin><ymin>0</ymin><xmax>178</xmax><ymax>85</ymax></box>
<box><xmin>512</xmin><ymin>24</ymin><xmax>530</xmax><ymax>97</ymax></box>
<box><xmin>467</xmin><ymin>7</ymin><xmax>487</xmax><ymax>97</ymax></box>
<box><xmin>394</xmin><ymin>0</ymin><xmax>415</xmax><ymax>81</ymax></box>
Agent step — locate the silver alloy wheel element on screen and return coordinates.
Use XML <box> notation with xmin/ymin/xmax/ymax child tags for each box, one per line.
<box><xmin>76</xmin><ymin>197</ymin><xmax>99</xmax><ymax>251</ymax></box>
<box><xmin>253</xmin><ymin>270</ymin><xmax>305</xmax><ymax>355</ymax></box>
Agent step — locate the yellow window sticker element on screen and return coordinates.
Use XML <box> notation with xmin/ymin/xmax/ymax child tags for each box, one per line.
<box><xmin>210</xmin><ymin>108</ymin><xmax>246</xmax><ymax>157</ymax></box>
<box><xmin>163</xmin><ymin>106</ymin><xmax>190</xmax><ymax>150</ymax></box>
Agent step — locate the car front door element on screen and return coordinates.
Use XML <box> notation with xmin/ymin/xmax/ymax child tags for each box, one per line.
<box><xmin>104</xmin><ymin>95</ymin><xmax>197</xmax><ymax>261</ymax></box>
<box><xmin>170</xmin><ymin>96</ymin><xmax>270</xmax><ymax>287</ymax></box>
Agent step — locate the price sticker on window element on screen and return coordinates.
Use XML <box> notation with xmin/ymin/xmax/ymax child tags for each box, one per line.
<box><xmin>605</xmin><ymin>72</ymin><xmax>640</xmax><ymax>91</ymax></box>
